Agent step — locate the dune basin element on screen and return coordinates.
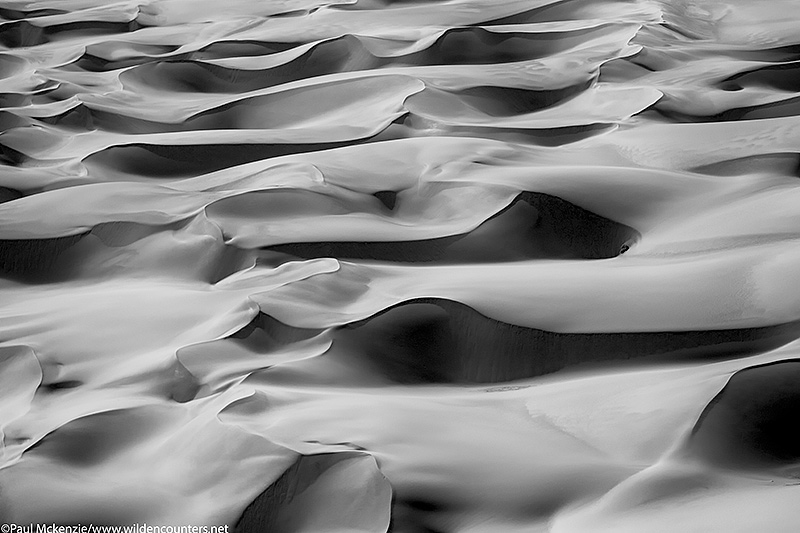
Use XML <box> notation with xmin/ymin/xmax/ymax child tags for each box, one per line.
<box><xmin>2</xmin><ymin>0</ymin><xmax>800</xmax><ymax>531</ymax></box>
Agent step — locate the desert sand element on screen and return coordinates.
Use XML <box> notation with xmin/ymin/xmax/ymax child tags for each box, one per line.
<box><xmin>1</xmin><ymin>0</ymin><xmax>800</xmax><ymax>530</ymax></box>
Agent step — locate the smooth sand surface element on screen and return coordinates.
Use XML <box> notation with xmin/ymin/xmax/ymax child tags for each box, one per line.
<box><xmin>1</xmin><ymin>0</ymin><xmax>800</xmax><ymax>530</ymax></box>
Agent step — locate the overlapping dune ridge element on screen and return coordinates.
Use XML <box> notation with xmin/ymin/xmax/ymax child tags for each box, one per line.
<box><xmin>1</xmin><ymin>0</ymin><xmax>800</xmax><ymax>530</ymax></box>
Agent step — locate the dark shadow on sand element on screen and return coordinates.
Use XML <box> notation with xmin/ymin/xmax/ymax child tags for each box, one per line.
<box><xmin>687</xmin><ymin>359</ymin><xmax>800</xmax><ymax>472</ymax></box>
<box><xmin>0</xmin><ymin>233</ymin><xmax>87</xmax><ymax>282</ymax></box>
<box><xmin>333</xmin><ymin>299</ymin><xmax>800</xmax><ymax>384</ymax></box>
<box><xmin>269</xmin><ymin>191</ymin><xmax>639</xmax><ymax>263</ymax></box>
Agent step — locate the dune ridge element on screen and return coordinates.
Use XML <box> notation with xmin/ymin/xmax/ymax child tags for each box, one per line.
<box><xmin>2</xmin><ymin>0</ymin><xmax>800</xmax><ymax>530</ymax></box>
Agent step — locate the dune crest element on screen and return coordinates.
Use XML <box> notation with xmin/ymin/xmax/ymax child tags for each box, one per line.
<box><xmin>2</xmin><ymin>0</ymin><xmax>800</xmax><ymax>530</ymax></box>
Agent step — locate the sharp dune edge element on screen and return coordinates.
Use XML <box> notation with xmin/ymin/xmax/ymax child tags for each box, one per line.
<box><xmin>1</xmin><ymin>0</ymin><xmax>800</xmax><ymax>530</ymax></box>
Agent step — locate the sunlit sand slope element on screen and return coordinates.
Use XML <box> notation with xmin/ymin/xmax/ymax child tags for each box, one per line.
<box><xmin>1</xmin><ymin>0</ymin><xmax>800</xmax><ymax>530</ymax></box>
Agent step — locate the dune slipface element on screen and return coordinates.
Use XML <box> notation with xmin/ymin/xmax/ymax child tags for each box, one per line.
<box><xmin>2</xmin><ymin>0</ymin><xmax>800</xmax><ymax>530</ymax></box>
<box><xmin>686</xmin><ymin>360</ymin><xmax>800</xmax><ymax>472</ymax></box>
<box><xmin>269</xmin><ymin>191</ymin><xmax>640</xmax><ymax>263</ymax></box>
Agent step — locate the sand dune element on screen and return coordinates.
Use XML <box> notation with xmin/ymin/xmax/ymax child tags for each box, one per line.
<box><xmin>1</xmin><ymin>0</ymin><xmax>800</xmax><ymax>530</ymax></box>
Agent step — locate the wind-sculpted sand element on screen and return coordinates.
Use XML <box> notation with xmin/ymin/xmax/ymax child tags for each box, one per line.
<box><xmin>1</xmin><ymin>0</ymin><xmax>800</xmax><ymax>530</ymax></box>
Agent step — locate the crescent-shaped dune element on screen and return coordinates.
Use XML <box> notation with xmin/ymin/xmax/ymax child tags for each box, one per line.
<box><xmin>1</xmin><ymin>0</ymin><xmax>800</xmax><ymax>530</ymax></box>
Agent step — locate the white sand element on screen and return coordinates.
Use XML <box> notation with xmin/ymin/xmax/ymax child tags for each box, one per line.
<box><xmin>1</xmin><ymin>0</ymin><xmax>800</xmax><ymax>530</ymax></box>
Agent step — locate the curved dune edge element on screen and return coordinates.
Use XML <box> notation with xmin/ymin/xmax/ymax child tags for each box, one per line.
<box><xmin>2</xmin><ymin>0</ymin><xmax>800</xmax><ymax>529</ymax></box>
<box><xmin>551</xmin><ymin>357</ymin><xmax>800</xmax><ymax>533</ymax></box>
<box><xmin>267</xmin><ymin>191</ymin><xmax>640</xmax><ymax>263</ymax></box>
<box><xmin>254</xmin><ymin>242</ymin><xmax>800</xmax><ymax>334</ymax></box>
<box><xmin>0</xmin><ymin>400</ymin><xmax>299</xmax><ymax>524</ymax></box>
<box><xmin>325</xmin><ymin>298</ymin><xmax>800</xmax><ymax>383</ymax></box>
<box><xmin>234</xmin><ymin>452</ymin><xmax>392</xmax><ymax>533</ymax></box>
<box><xmin>685</xmin><ymin>359</ymin><xmax>800</xmax><ymax>472</ymax></box>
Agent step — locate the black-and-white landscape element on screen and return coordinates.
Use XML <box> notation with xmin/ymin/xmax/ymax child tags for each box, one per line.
<box><xmin>1</xmin><ymin>0</ymin><xmax>800</xmax><ymax>530</ymax></box>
